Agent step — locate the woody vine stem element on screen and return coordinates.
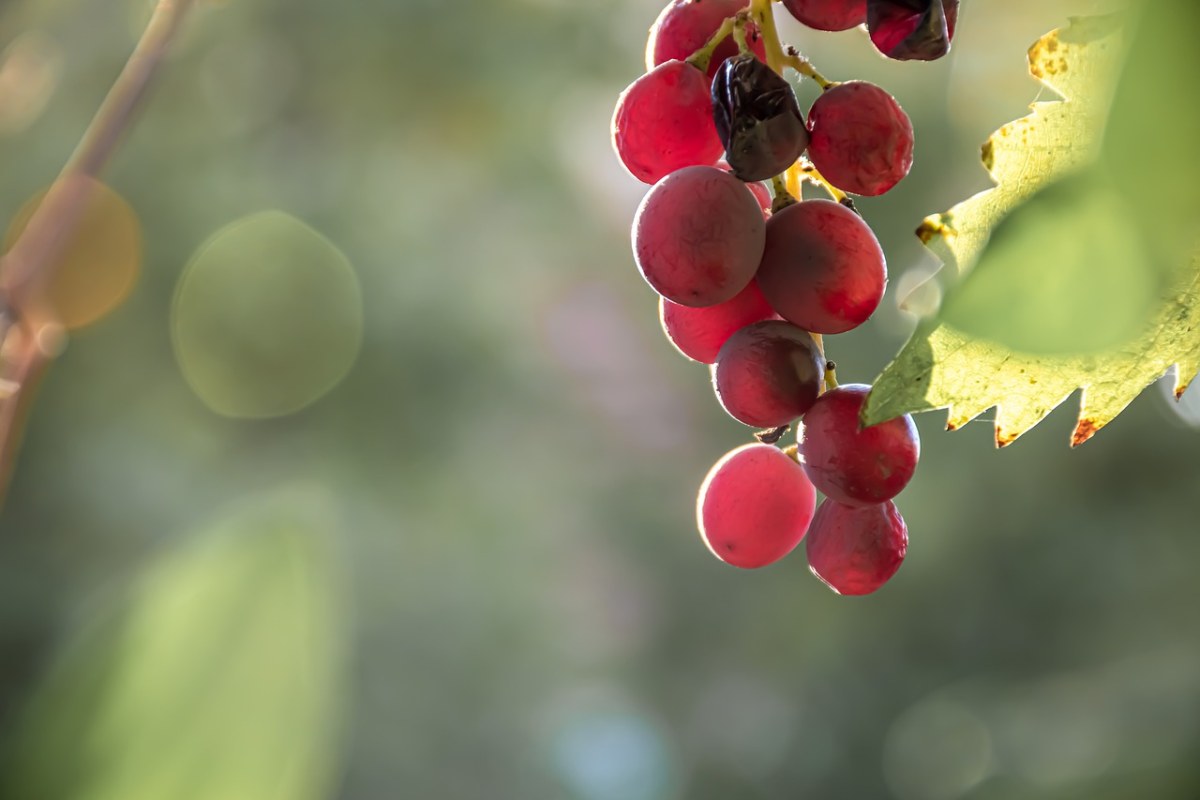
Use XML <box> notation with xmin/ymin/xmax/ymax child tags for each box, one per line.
<box><xmin>0</xmin><ymin>0</ymin><xmax>197</xmax><ymax>507</ymax></box>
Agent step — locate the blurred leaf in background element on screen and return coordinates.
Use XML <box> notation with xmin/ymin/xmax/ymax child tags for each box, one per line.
<box><xmin>2</xmin><ymin>489</ymin><xmax>347</xmax><ymax>800</ymax></box>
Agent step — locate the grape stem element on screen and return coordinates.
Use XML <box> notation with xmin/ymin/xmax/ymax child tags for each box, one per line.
<box><xmin>783</xmin><ymin>51</ymin><xmax>834</xmax><ymax>89</ymax></box>
<box><xmin>686</xmin><ymin>15</ymin><xmax>740</xmax><ymax>74</ymax></box>
<box><xmin>797</xmin><ymin>160</ymin><xmax>849</xmax><ymax>203</ymax></box>
<box><xmin>825</xmin><ymin>361</ymin><xmax>840</xmax><ymax>392</ymax></box>
<box><xmin>0</xmin><ymin>0</ymin><xmax>198</xmax><ymax>509</ymax></box>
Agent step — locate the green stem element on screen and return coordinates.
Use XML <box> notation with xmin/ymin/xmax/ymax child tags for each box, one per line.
<box><xmin>686</xmin><ymin>16</ymin><xmax>738</xmax><ymax>73</ymax></box>
<box><xmin>783</xmin><ymin>52</ymin><xmax>834</xmax><ymax>89</ymax></box>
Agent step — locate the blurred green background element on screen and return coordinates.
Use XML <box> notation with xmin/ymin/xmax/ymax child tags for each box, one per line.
<box><xmin>0</xmin><ymin>0</ymin><xmax>1197</xmax><ymax>798</ymax></box>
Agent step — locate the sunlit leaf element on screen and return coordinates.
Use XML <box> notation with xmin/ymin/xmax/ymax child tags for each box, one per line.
<box><xmin>865</xmin><ymin>7</ymin><xmax>1200</xmax><ymax>446</ymax></box>
<box><xmin>4</xmin><ymin>490</ymin><xmax>347</xmax><ymax>800</ymax></box>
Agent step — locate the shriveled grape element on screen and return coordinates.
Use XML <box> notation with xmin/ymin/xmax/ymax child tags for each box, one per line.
<box><xmin>806</xmin><ymin>498</ymin><xmax>907</xmax><ymax>595</ymax></box>
<box><xmin>782</xmin><ymin>0</ymin><xmax>867</xmax><ymax>32</ymax></box>
<box><xmin>697</xmin><ymin>443</ymin><xmax>816</xmax><ymax>568</ymax></box>
<box><xmin>660</xmin><ymin>280</ymin><xmax>777</xmax><ymax>364</ymax></box>
<box><xmin>712</xmin><ymin>54</ymin><xmax>809</xmax><ymax>182</ymax></box>
<box><xmin>867</xmin><ymin>0</ymin><xmax>958</xmax><ymax>61</ymax></box>
<box><xmin>806</xmin><ymin>81</ymin><xmax>913</xmax><ymax>196</ymax></box>
<box><xmin>612</xmin><ymin>60</ymin><xmax>724</xmax><ymax>185</ymax></box>
<box><xmin>712</xmin><ymin>320</ymin><xmax>824</xmax><ymax>427</ymax></box>
<box><xmin>633</xmin><ymin>165</ymin><xmax>765</xmax><ymax>307</ymax></box>
<box><xmin>798</xmin><ymin>384</ymin><xmax>919</xmax><ymax>506</ymax></box>
<box><xmin>756</xmin><ymin>200</ymin><xmax>886</xmax><ymax>334</ymax></box>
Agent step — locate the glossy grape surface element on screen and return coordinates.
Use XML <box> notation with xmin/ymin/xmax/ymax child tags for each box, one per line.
<box><xmin>806</xmin><ymin>81</ymin><xmax>913</xmax><ymax>196</ymax></box>
<box><xmin>633</xmin><ymin>165</ymin><xmax>765</xmax><ymax>307</ymax></box>
<box><xmin>713</xmin><ymin>320</ymin><xmax>825</xmax><ymax>427</ymax></box>
<box><xmin>612</xmin><ymin>60</ymin><xmax>724</xmax><ymax>185</ymax></box>
<box><xmin>756</xmin><ymin>200</ymin><xmax>886</xmax><ymax>334</ymax></box>
<box><xmin>806</xmin><ymin>498</ymin><xmax>907</xmax><ymax>595</ymax></box>
<box><xmin>798</xmin><ymin>384</ymin><xmax>919</xmax><ymax>506</ymax></box>
<box><xmin>697</xmin><ymin>443</ymin><xmax>817</xmax><ymax>568</ymax></box>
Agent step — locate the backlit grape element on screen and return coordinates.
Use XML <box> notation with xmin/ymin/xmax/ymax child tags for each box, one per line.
<box><xmin>646</xmin><ymin>0</ymin><xmax>767</xmax><ymax>80</ymax></box>
<box><xmin>806</xmin><ymin>81</ymin><xmax>913</xmax><ymax>196</ymax></box>
<box><xmin>612</xmin><ymin>60</ymin><xmax>724</xmax><ymax>185</ymax></box>
<box><xmin>697</xmin><ymin>443</ymin><xmax>817</xmax><ymax>568</ymax></box>
<box><xmin>867</xmin><ymin>0</ymin><xmax>958</xmax><ymax>61</ymax></box>
<box><xmin>660</xmin><ymin>280</ymin><xmax>777</xmax><ymax>364</ymax></box>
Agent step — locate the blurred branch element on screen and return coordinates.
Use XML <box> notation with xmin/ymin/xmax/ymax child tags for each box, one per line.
<box><xmin>0</xmin><ymin>0</ymin><xmax>197</xmax><ymax>508</ymax></box>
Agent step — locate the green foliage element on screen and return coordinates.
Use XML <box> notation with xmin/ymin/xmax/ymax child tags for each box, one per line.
<box><xmin>866</xmin><ymin>6</ymin><xmax>1200</xmax><ymax>445</ymax></box>
<box><xmin>3</xmin><ymin>491</ymin><xmax>346</xmax><ymax>800</ymax></box>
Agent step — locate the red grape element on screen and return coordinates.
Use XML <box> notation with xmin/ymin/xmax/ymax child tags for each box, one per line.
<box><xmin>659</xmin><ymin>279</ymin><xmax>777</xmax><ymax>363</ymax></box>
<box><xmin>798</xmin><ymin>384</ymin><xmax>919</xmax><ymax>506</ymax></box>
<box><xmin>782</xmin><ymin>0</ymin><xmax>867</xmax><ymax>32</ymax></box>
<box><xmin>806</xmin><ymin>81</ymin><xmax>913</xmax><ymax>196</ymax></box>
<box><xmin>717</xmin><ymin>160</ymin><xmax>771</xmax><ymax>216</ymax></box>
<box><xmin>632</xmin><ymin>165</ymin><xmax>765</xmax><ymax>306</ymax></box>
<box><xmin>612</xmin><ymin>60</ymin><xmax>725</xmax><ymax>185</ymax></box>
<box><xmin>867</xmin><ymin>0</ymin><xmax>958</xmax><ymax>61</ymax></box>
<box><xmin>806</xmin><ymin>498</ymin><xmax>907</xmax><ymax>595</ymax></box>
<box><xmin>696</xmin><ymin>443</ymin><xmax>817</xmax><ymax>569</ymax></box>
<box><xmin>646</xmin><ymin>0</ymin><xmax>767</xmax><ymax>81</ymax></box>
<box><xmin>712</xmin><ymin>320</ymin><xmax>824</xmax><ymax>428</ymax></box>
<box><xmin>756</xmin><ymin>200</ymin><xmax>886</xmax><ymax>335</ymax></box>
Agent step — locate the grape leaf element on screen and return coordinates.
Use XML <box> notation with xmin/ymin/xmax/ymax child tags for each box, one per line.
<box><xmin>864</xmin><ymin>9</ymin><xmax>1200</xmax><ymax>446</ymax></box>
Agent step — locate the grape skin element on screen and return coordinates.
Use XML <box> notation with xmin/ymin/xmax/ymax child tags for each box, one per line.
<box><xmin>716</xmin><ymin>160</ymin><xmax>771</xmax><ymax>217</ymax></box>
<box><xmin>646</xmin><ymin>0</ymin><xmax>767</xmax><ymax>80</ymax></box>
<box><xmin>781</xmin><ymin>0</ymin><xmax>867</xmax><ymax>32</ymax></box>
<box><xmin>659</xmin><ymin>280</ymin><xmax>777</xmax><ymax>364</ymax></box>
<box><xmin>756</xmin><ymin>200</ymin><xmax>886</xmax><ymax>335</ymax></box>
<box><xmin>612</xmin><ymin>60</ymin><xmax>724</xmax><ymax>185</ymax></box>
<box><xmin>806</xmin><ymin>81</ymin><xmax>913</xmax><ymax>196</ymax></box>
<box><xmin>868</xmin><ymin>0</ymin><xmax>958</xmax><ymax>61</ymax></box>
<box><xmin>697</xmin><ymin>443</ymin><xmax>817</xmax><ymax>569</ymax></box>
<box><xmin>806</xmin><ymin>498</ymin><xmax>907</xmax><ymax>595</ymax></box>
<box><xmin>712</xmin><ymin>320</ymin><xmax>825</xmax><ymax>428</ymax></box>
<box><xmin>798</xmin><ymin>384</ymin><xmax>919</xmax><ymax>506</ymax></box>
<box><xmin>633</xmin><ymin>165</ymin><xmax>766</xmax><ymax>307</ymax></box>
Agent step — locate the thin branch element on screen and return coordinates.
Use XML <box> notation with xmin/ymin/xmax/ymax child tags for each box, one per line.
<box><xmin>0</xmin><ymin>0</ymin><xmax>197</xmax><ymax>507</ymax></box>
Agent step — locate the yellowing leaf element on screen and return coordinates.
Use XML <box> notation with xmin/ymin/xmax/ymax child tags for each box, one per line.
<box><xmin>865</xmin><ymin>8</ymin><xmax>1200</xmax><ymax>446</ymax></box>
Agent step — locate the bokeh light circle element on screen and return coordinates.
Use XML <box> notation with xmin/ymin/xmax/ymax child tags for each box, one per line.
<box><xmin>171</xmin><ymin>210</ymin><xmax>362</xmax><ymax>419</ymax></box>
<box><xmin>5</xmin><ymin>177</ymin><xmax>142</xmax><ymax>329</ymax></box>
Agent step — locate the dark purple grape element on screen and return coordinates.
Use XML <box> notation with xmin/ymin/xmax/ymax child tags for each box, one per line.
<box><xmin>806</xmin><ymin>81</ymin><xmax>913</xmax><ymax>197</ymax></box>
<box><xmin>633</xmin><ymin>165</ymin><xmax>765</xmax><ymax>307</ymax></box>
<box><xmin>712</xmin><ymin>320</ymin><xmax>825</xmax><ymax>428</ymax></box>
<box><xmin>867</xmin><ymin>0</ymin><xmax>958</xmax><ymax>61</ymax></box>
<box><xmin>806</xmin><ymin>498</ymin><xmax>907</xmax><ymax>595</ymax></box>
<box><xmin>798</xmin><ymin>384</ymin><xmax>919</xmax><ymax>506</ymax></box>
<box><xmin>712</xmin><ymin>54</ymin><xmax>809</xmax><ymax>182</ymax></box>
<box><xmin>697</xmin><ymin>443</ymin><xmax>817</xmax><ymax>569</ymax></box>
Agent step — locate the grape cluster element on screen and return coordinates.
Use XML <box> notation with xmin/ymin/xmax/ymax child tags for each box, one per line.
<box><xmin>611</xmin><ymin>0</ymin><xmax>954</xmax><ymax>594</ymax></box>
